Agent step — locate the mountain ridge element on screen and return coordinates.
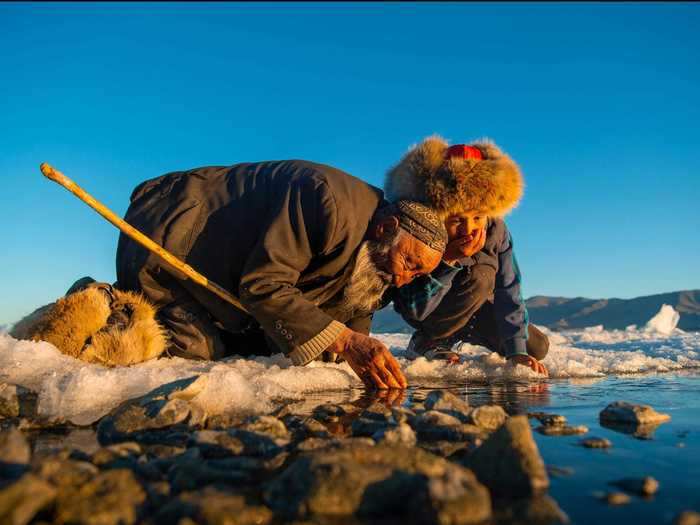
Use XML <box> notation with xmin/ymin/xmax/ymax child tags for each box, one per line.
<box><xmin>371</xmin><ymin>289</ymin><xmax>700</xmax><ymax>333</ymax></box>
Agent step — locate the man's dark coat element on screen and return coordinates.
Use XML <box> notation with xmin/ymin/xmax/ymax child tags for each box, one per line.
<box><xmin>116</xmin><ymin>160</ymin><xmax>383</xmax><ymax>364</ymax></box>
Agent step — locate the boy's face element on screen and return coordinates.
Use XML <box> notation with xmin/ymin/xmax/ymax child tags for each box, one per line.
<box><xmin>444</xmin><ymin>211</ymin><xmax>488</xmax><ymax>242</ymax></box>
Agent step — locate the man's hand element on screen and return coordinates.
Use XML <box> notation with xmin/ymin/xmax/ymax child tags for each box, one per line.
<box><xmin>509</xmin><ymin>354</ymin><xmax>549</xmax><ymax>377</ymax></box>
<box><xmin>443</xmin><ymin>227</ymin><xmax>487</xmax><ymax>265</ymax></box>
<box><xmin>332</xmin><ymin>329</ymin><xmax>408</xmax><ymax>390</ymax></box>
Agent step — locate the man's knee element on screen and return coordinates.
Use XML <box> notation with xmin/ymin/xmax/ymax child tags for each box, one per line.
<box><xmin>526</xmin><ymin>324</ymin><xmax>549</xmax><ymax>360</ymax></box>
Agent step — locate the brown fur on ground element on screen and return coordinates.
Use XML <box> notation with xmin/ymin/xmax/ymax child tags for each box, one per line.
<box><xmin>10</xmin><ymin>288</ymin><xmax>167</xmax><ymax>366</ymax></box>
<box><xmin>384</xmin><ymin>135</ymin><xmax>524</xmax><ymax>219</ymax></box>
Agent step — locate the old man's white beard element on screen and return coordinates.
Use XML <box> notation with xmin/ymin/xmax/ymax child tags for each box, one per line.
<box><xmin>338</xmin><ymin>239</ymin><xmax>393</xmax><ymax>318</ymax></box>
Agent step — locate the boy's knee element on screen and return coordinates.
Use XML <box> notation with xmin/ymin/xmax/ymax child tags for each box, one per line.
<box><xmin>526</xmin><ymin>324</ymin><xmax>550</xmax><ymax>360</ymax></box>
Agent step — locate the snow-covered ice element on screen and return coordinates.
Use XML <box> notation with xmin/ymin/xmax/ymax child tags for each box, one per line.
<box><xmin>0</xmin><ymin>305</ymin><xmax>698</xmax><ymax>425</ymax></box>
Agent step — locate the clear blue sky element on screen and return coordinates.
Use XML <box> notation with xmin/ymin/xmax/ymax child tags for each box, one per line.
<box><xmin>1</xmin><ymin>2</ymin><xmax>699</xmax><ymax>325</ymax></box>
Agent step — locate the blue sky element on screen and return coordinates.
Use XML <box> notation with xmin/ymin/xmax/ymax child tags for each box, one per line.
<box><xmin>1</xmin><ymin>2</ymin><xmax>698</xmax><ymax>325</ymax></box>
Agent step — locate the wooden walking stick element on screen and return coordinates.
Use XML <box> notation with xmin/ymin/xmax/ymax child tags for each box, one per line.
<box><xmin>40</xmin><ymin>162</ymin><xmax>249</xmax><ymax>314</ymax></box>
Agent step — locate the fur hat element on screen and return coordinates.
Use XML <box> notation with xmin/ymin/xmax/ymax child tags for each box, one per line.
<box><xmin>384</xmin><ymin>135</ymin><xmax>524</xmax><ymax>218</ymax></box>
<box><xmin>10</xmin><ymin>281</ymin><xmax>167</xmax><ymax>366</ymax></box>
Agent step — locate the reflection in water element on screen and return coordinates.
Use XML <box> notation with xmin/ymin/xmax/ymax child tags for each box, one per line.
<box><xmin>599</xmin><ymin>419</ymin><xmax>666</xmax><ymax>440</ymax></box>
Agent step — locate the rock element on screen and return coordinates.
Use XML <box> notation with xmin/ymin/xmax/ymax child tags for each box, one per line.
<box><xmin>282</xmin><ymin>415</ymin><xmax>330</xmax><ymax>441</ymax></box>
<box><xmin>465</xmin><ymin>415</ymin><xmax>549</xmax><ymax>496</ymax></box>
<box><xmin>372</xmin><ymin>423</ymin><xmax>417</xmax><ymax>447</ymax></box>
<box><xmin>91</xmin><ymin>442</ymin><xmax>143</xmax><ymax>466</ymax></box>
<box><xmin>35</xmin><ymin>458</ymin><xmax>99</xmax><ymax>488</ymax></box>
<box><xmin>360</xmin><ymin>402</ymin><xmax>394</xmax><ymax>421</ymax></box>
<box><xmin>579</xmin><ymin>437</ymin><xmax>612</xmax><ymax>449</ymax></box>
<box><xmin>599</xmin><ymin>419</ymin><xmax>664</xmax><ymax>440</ymax></box>
<box><xmin>495</xmin><ymin>495</ymin><xmax>570</xmax><ymax>525</ymax></box>
<box><xmin>611</xmin><ymin>476</ymin><xmax>659</xmax><ymax>496</ymax></box>
<box><xmin>167</xmin><ymin>460</ymin><xmax>253</xmax><ymax>493</ymax></box>
<box><xmin>547</xmin><ymin>466</ymin><xmax>575</xmax><ymax>478</ymax></box>
<box><xmin>535</xmin><ymin>425</ymin><xmax>588</xmax><ymax>436</ymax></box>
<box><xmin>467</xmin><ymin>405</ymin><xmax>508</xmax><ymax>431</ymax></box>
<box><xmin>600</xmin><ymin>401</ymin><xmax>671</xmax><ymax>425</ymax></box>
<box><xmin>674</xmin><ymin>511</ymin><xmax>700</xmax><ymax>525</ymax></box>
<box><xmin>154</xmin><ymin>486</ymin><xmax>273</xmax><ymax>525</ymax></box>
<box><xmin>412</xmin><ymin>410</ymin><xmax>463</xmax><ymax>429</ymax></box>
<box><xmin>264</xmin><ymin>444</ymin><xmax>491</xmax><ymax>523</ymax></box>
<box><xmin>351</xmin><ymin>417</ymin><xmax>395</xmax><ymax>437</ymax></box>
<box><xmin>296</xmin><ymin>437</ymin><xmax>334</xmax><ymax>452</ymax></box>
<box><xmin>424</xmin><ymin>391</ymin><xmax>470</xmax><ymax>418</ymax></box>
<box><xmin>391</xmin><ymin>407</ymin><xmax>416</xmax><ymax>424</ymax></box>
<box><xmin>603</xmin><ymin>492</ymin><xmax>630</xmax><ymax>505</ymax></box>
<box><xmin>0</xmin><ymin>474</ymin><xmax>56</xmax><ymax>525</ymax></box>
<box><xmin>539</xmin><ymin>414</ymin><xmax>567</xmax><ymax>427</ymax></box>
<box><xmin>97</xmin><ymin>376</ymin><xmax>208</xmax><ymax>445</ymax></box>
<box><xmin>55</xmin><ymin>469</ymin><xmax>147</xmax><ymax>525</ymax></box>
<box><xmin>0</xmin><ymin>427</ymin><xmax>31</xmax><ymax>466</ymax></box>
<box><xmin>240</xmin><ymin>415</ymin><xmax>290</xmax><ymax>441</ymax></box>
<box><xmin>419</xmin><ymin>441</ymin><xmax>473</xmax><ymax>459</ymax></box>
<box><xmin>189</xmin><ymin>430</ymin><xmax>245</xmax><ymax>458</ymax></box>
<box><xmin>0</xmin><ymin>384</ymin><xmax>37</xmax><ymax>419</ymax></box>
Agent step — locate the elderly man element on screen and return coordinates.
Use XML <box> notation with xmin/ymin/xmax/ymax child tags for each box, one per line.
<box><xmin>384</xmin><ymin>136</ymin><xmax>549</xmax><ymax>376</ymax></box>
<box><xmin>116</xmin><ymin>159</ymin><xmax>446</xmax><ymax>389</ymax></box>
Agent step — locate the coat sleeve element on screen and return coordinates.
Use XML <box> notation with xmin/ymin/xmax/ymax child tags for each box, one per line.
<box><xmin>494</xmin><ymin>226</ymin><xmax>530</xmax><ymax>357</ymax></box>
<box><xmin>238</xmin><ymin>178</ymin><xmax>346</xmax><ymax>365</ymax></box>
<box><xmin>392</xmin><ymin>261</ymin><xmax>464</xmax><ymax>322</ymax></box>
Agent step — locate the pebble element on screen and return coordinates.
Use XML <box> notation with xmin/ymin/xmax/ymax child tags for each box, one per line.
<box><xmin>604</xmin><ymin>492</ymin><xmax>631</xmax><ymax>505</ymax></box>
<box><xmin>579</xmin><ymin>437</ymin><xmax>612</xmax><ymax>449</ymax></box>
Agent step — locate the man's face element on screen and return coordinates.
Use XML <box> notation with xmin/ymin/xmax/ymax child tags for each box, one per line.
<box><xmin>377</xmin><ymin>230</ymin><xmax>443</xmax><ymax>288</ymax></box>
<box><xmin>445</xmin><ymin>211</ymin><xmax>488</xmax><ymax>242</ymax></box>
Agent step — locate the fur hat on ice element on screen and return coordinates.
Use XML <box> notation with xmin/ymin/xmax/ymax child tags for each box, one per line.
<box><xmin>384</xmin><ymin>135</ymin><xmax>524</xmax><ymax>219</ymax></box>
<box><xmin>10</xmin><ymin>279</ymin><xmax>167</xmax><ymax>366</ymax></box>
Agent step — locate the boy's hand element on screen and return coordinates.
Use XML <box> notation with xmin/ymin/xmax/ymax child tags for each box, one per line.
<box><xmin>509</xmin><ymin>354</ymin><xmax>549</xmax><ymax>377</ymax></box>
<box><xmin>331</xmin><ymin>329</ymin><xmax>408</xmax><ymax>390</ymax></box>
<box><xmin>443</xmin><ymin>227</ymin><xmax>487</xmax><ymax>265</ymax></box>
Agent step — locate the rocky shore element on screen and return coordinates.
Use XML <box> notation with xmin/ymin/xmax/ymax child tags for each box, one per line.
<box><xmin>0</xmin><ymin>376</ymin><xmax>694</xmax><ymax>525</ymax></box>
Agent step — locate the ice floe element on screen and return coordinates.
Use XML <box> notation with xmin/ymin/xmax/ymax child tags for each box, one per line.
<box><xmin>0</xmin><ymin>304</ymin><xmax>698</xmax><ymax>425</ymax></box>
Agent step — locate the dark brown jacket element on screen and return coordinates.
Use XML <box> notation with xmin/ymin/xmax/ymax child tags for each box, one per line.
<box><xmin>116</xmin><ymin>160</ymin><xmax>383</xmax><ymax>364</ymax></box>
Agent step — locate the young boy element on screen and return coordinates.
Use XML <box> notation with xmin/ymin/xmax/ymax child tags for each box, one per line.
<box><xmin>384</xmin><ymin>136</ymin><xmax>549</xmax><ymax>376</ymax></box>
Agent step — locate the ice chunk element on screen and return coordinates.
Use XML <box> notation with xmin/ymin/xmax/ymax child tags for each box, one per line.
<box><xmin>643</xmin><ymin>304</ymin><xmax>680</xmax><ymax>336</ymax></box>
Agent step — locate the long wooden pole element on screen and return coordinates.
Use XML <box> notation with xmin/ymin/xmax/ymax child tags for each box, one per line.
<box><xmin>40</xmin><ymin>162</ymin><xmax>249</xmax><ymax>314</ymax></box>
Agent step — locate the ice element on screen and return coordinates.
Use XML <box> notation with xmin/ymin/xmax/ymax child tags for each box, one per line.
<box><xmin>1</xmin><ymin>315</ymin><xmax>699</xmax><ymax>425</ymax></box>
<box><xmin>643</xmin><ymin>304</ymin><xmax>680</xmax><ymax>335</ymax></box>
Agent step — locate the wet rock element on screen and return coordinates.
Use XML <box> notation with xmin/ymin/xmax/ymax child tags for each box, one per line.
<box><xmin>0</xmin><ymin>384</ymin><xmax>37</xmax><ymax>419</ymax></box>
<box><xmin>264</xmin><ymin>444</ymin><xmax>491</xmax><ymax>524</ymax></box>
<box><xmin>539</xmin><ymin>414</ymin><xmax>567</xmax><ymax>427</ymax></box>
<box><xmin>674</xmin><ymin>511</ymin><xmax>700</xmax><ymax>525</ymax></box>
<box><xmin>611</xmin><ymin>476</ymin><xmax>659</xmax><ymax>496</ymax></box>
<box><xmin>282</xmin><ymin>415</ymin><xmax>330</xmax><ymax>441</ymax></box>
<box><xmin>154</xmin><ymin>486</ymin><xmax>273</xmax><ymax>525</ymax></box>
<box><xmin>603</xmin><ymin>491</ymin><xmax>630</xmax><ymax>505</ymax></box>
<box><xmin>424</xmin><ymin>391</ymin><xmax>470</xmax><ymax>418</ymax></box>
<box><xmin>579</xmin><ymin>437</ymin><xmax>612</xmax><ymax>449</ymax></box>
<box><xmin>142</xmin><ymin>444</ymin><xmax>187</xmax><ymax>458</ymax></box>
<box><xmin>361</xmin><ymin>402</ymin><xmax>394</xmax><ymax>421</ymax></box>
<box><xmin>97</xmin><ymin>376</ymin><xmax>208</xmax><ymax>445</ymax></box>
<box><xmin>91</xmin><ymin>442</ymin><xmax>143</xmax><ymax>466</ymax></box>
<box><xmin>391</xmin><ymin>406</ymin><xmax>416</xmax><ymax>424</ymax></box>
<box><xmin>372</xmin><ymin>423</ymin><xmax>417</xmax><ymax>447</ymax></box>
<box><xmin>465</xmin><ymin>415</ymin><xmax>549</xmax><ymax>496</ymax></box>
<box><xmin>495</xmin><ymin>495</ymin><xmax>570</xmax><ymax>525</ymax></box>
<box><xmin>167</xmin><ymin>460</ymin><xmax>253</xmax><ymax>493</ymax></box>
<box><xmin>312</xmin><ymin>403</ymin><xmax>358</xmax><ymax>422</ymax></box>
<box><xmin>351</xmin><ymin>417</ymin><xmax>395</xmax><ymax>437</ymax></box>
<box><xmin>189</xmin><ymin>430</ymin><xmax>245</xmax><ymax>458</ymax></box>
<box><xmin>547</xmin><ymin>465</ymin><xmax>575</xmax><ymax>478</ymax></box>
<box><xmin>467</xmin><ymin>405</ymin><xmax>508</xmax><ymax>431</ymax></box>
<box><xmin>241</xmin><ymin>415</ymin><xmax>290</xmax><ymax>441</ymax></box>
<box><xmin>535</xmin><ymin>425</ymin><xmax>588</xmax><ymax>436</ymax></box>
<box><xmin>0</xmin><ymin>427</ymin><xmax>31</xmax><ymax>474</ymax></box>
<box><xmin>0</xmin><ymin>474</ymin><xmax>56</xmax><ymax>525</ymax></box>
<box><xmin>35</xmin><ymin>458</ymin><xmax>99</xmax><ymax>488</ymax></box>
<box><xmin>55</xmin><ymin>469</ymin><xmax>147</xmax><ymax>525</ymax></box>
<box><xmin>599</xmin><ymin>419</ymin><xmax>664</xmax><ymax>440</ymax></box>
<box><xmin>419</xmin><ymin>441</ymin><xmax>473</xmax><ymax>459</ymax></box>
<box><xmin>600</xmin><ymin>401</ymin><xmax>671</xmax><ymax>425</ymax></box>
<box><xmin>204</xmin><ymin>413</ymin><xmax>246</xmax><ymax>430</ymax></box>
<box><xmin>296</xmin><ymin>437</ymin><xmax>334</xmax><ymax>452</ymax></box>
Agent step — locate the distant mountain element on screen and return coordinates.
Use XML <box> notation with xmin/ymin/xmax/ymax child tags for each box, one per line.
<box><xmin>371</xmin><ymin>290</ymin><xmax>700</xmax><ymax>333</ymax></box>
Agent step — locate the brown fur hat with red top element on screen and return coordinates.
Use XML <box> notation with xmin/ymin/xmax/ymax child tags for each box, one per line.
<box><xmin>384</xmin><ymin>135</ymin><xmax>524</xmax><ymax>219</ymax></box>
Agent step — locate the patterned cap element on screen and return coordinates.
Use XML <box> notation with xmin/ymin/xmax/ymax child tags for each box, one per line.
<box><xmin>393</xmin><ymin>200</ymin><xmax>447</xmax><ymax>252</ymax></box>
